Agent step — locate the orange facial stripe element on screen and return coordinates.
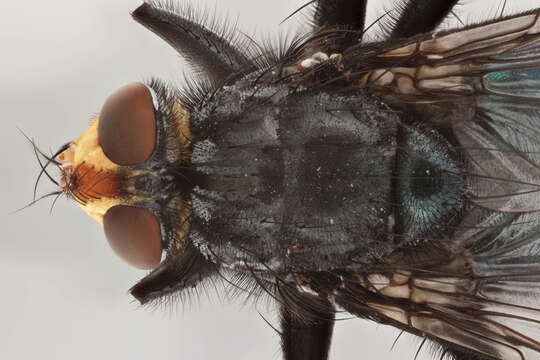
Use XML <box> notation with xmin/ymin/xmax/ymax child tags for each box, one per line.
<box><xmin>63</xmin><ymin>163</ymin><xmax>121</xmax><ymax>201</ymax></box>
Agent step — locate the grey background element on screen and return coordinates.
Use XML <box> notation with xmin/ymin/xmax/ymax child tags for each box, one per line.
<box><xmin>1</xmin><ymin>0</ymin><xmax>538</xmax><ymax>359</ymax></box>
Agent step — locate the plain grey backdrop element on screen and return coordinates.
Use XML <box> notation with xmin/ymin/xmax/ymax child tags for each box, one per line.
<box><xmin>2</xmin><ymin>0</ymin><xmax>538</xmax><ymax>359</ymax></box>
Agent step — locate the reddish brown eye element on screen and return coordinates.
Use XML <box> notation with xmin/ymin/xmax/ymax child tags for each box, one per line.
<box><xmin>98</xmin><ymin>83</ymin><xmax>156</xmax><ymax>165</ymax></box>
<box><xmin>103</xmin><ymin>205</ymin><xmax>162</xmax><ymax>269</ymax></box>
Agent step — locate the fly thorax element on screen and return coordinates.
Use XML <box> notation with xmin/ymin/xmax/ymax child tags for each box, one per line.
<box><xmin>188</xmin><ymin>86</ymin><xmax>401</xmax><ymax>271</ymax></box>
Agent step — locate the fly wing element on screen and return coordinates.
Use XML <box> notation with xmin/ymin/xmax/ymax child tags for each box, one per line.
<box><xmin>329</xmin><ymin>9</ymin><xmax>540</xmax><ymax>360</ymax></box>
<box><xmin>334</xmin><ymin>204</ymin><xmax>540</xmax><ymax>359</ymax></box>
<box><xmin>350</xmin><ymin>10</ymin><xmax>540</xmax><ymax>227</ymax></box>
<box><xmin>335</xmin><ymin>257</ymin><xmax>540</xmax><ymax>359</ymax></box>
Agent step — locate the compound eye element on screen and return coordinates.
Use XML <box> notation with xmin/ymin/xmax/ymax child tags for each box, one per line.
<box><xmin>103</xmin><ymin>205</ymin><xmax>162</xmax><ymax>269</ymax></box>
<box><xmin>98</xmin><ymin>83</ymin><xmax>156</xmax><ymax>165</ymax></box>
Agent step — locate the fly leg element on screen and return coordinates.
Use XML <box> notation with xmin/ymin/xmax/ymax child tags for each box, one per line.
<box><xmin>279</xmin><ymin>293</ymin><xmax>335</xmax><ymax>360</ymax></box>
<box><xmin>130</xmin><ymin>244</ymin><xmax>216</xmax><ymax>304</ymax></box>
<box><xmin>132</xmin><ymin>2</ymin><xmax>254</xmax><ymax>84</ymax></box>
<box><xmin>389</xmin><ymin>0</ymin><xmax>460</xmax><ymax>38</ymax></box>
<box><xmin>312</xmin><ymin>0</ymin><xmax>368</xmax><ymax>52</ymax></box>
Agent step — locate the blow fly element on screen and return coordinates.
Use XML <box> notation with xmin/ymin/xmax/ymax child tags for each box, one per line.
<box><xmin>30</xmin><ymin>1</ymin><xmax>540</xmax><ymax>359</ymax></box>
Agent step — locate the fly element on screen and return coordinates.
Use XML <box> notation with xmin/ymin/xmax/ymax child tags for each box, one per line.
<box><xmin>29</xmin><ymin>1</ymin><xmax>540</xmax><ymax>359</ymax></box>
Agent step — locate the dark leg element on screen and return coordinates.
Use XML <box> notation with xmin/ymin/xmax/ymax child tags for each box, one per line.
<box><xmin>132</xmin><ymin>3</ymin><xmax>253</xmax><ymax>84</ymax></box>
<box><xmin>279</xmin><ymin>294</ymin><xmax>335</xmax><ymax>360</ymax></box>
<box><xmin>390</xmin><ymin>0</ymin><xmax>459</xmax><ymax>38</ymax></box>
<box><xmin>312</xmin><ymin>0</ymin><xmax>368</xmax><ymax>52</ymax></box>
<box><xmin>313</xmin><ymin>0</ymin><xmax>368</xmax><ymax>31</ymax></box>
<box><xmin>130</xmin><ymin>244</ymin><xmax>216</xmax><ymax>305</ymax></box>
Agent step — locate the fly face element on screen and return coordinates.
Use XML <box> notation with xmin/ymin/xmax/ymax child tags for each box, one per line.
<box><xmin>31</xmin><ymin>1</ymin><xmax>540</xmax><ymax>359</ymax></box>
<box><xmin>56</xmin><ymin>82</ymin><xmax>193</xmax><ymax>269</ymax></box>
